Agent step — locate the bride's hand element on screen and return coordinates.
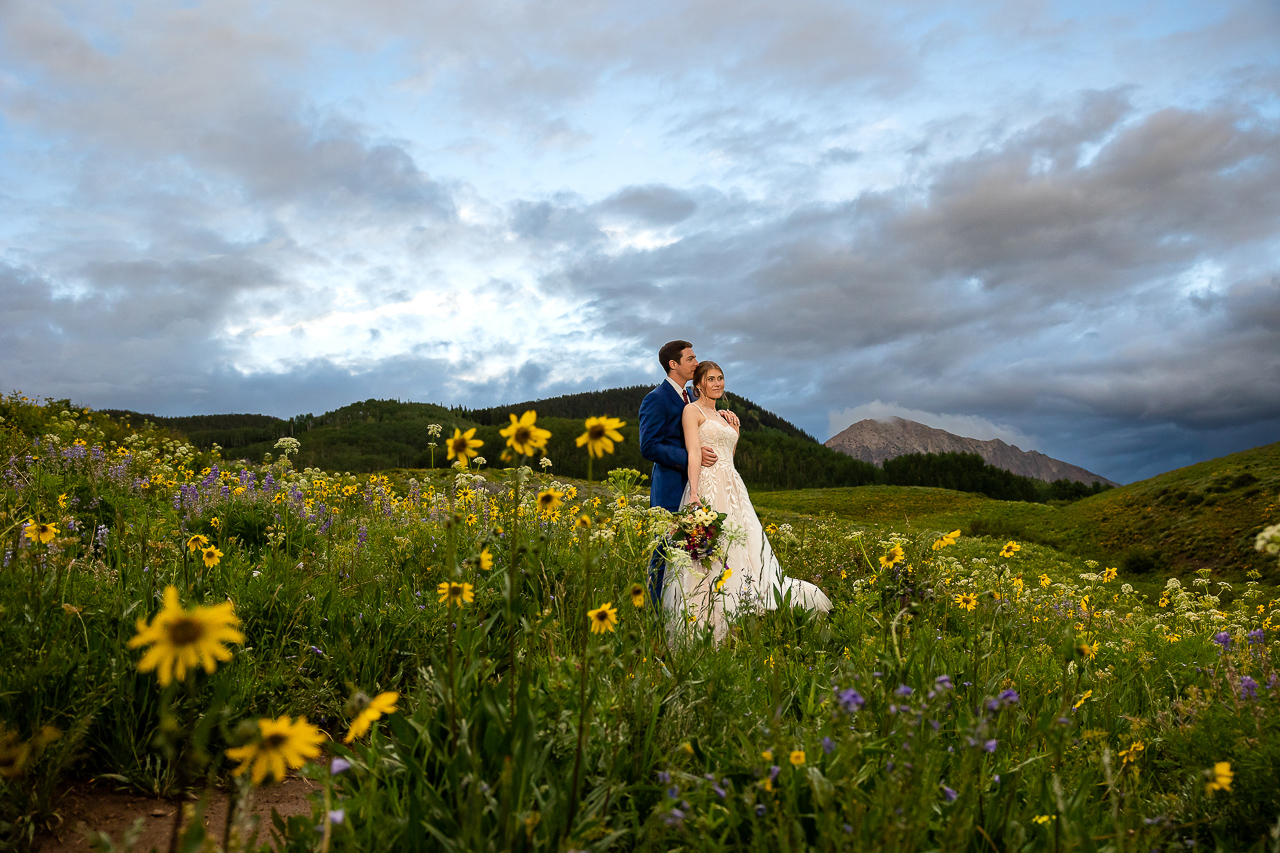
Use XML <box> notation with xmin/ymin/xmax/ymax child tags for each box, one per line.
<box><xmin>719</xmin><ymin>410</ymin><xmax>740</xmax><ymax>428</ymax></box>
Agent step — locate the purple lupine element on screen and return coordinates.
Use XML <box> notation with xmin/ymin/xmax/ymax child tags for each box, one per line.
<box><xmin>822</xmin><ymin>737</ymin><xmax>836</xmax><ymax>755</ymax></box>
<box><xmin>935</xmin><ymin>675</ymin><xmax>953</xmax><ymax>689</ymax></box>
<box><xmin>999</xmin><ymin>689</ymin><xmax>1020</xmax><ymax>706</ymax></box>
<box><xmin>663</xmin><ymin>809</ymin><xmax>685</xmax><ymax>827</ymax></box>
<box><xmin>835</xmin><ymin>688</ymin><xmax>865</xmax><ymax>713</ymax></box>
<box><xmin>895</xmin><ymin>684</ymin><xmax>914</xmax><ymax>698</ymax></box>
<box><xmin>942</xmin><ymin>784</ymin><xmax>958</xmax><ymax>802</ymax></box>
<box><xmin>1213</xmin><ymin>632</ymin><xmax>1231</xmax><ymax>649</ymax></box>
<box><xmin>1247</xmin><ymin>628</ymin><xmax>1265</xmax><ymax>645</ymax></box>
<box><xmin>984</xmin><ymin>739</ymin><xmax>998</xmax><ymax>753</ymax></box>
<box><xmin>1239</xmin><ymin>676</ymin><xmax>1258</xmax><ymax>700</ymax></box>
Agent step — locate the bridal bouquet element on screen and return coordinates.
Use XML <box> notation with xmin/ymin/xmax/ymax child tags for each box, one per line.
<box><xmin>668</xmin><ymin>503</ymin><xmax>729</xmax><ymax>564</ymax></box>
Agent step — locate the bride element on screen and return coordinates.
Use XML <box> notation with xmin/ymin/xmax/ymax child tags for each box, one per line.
<box><xmin>661</xmin><ymin>360</ymin><xmax>832</xmax><ymax>641</ymax></box>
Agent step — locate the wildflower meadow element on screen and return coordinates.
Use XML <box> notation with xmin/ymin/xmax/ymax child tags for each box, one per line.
<box><xmin>2</xmin><ymin>391</ymin><xmax>1279</xmax><ymax>852</ymax></box>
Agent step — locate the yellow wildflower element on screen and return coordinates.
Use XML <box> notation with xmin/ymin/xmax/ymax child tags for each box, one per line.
<box><xmin>879</xmin><ymin>545</ymin><xmax>905</xmax><ymax>568</ymax></box>
<box><xmin>437</xmin><ymin>581</ymin><xmax>474</xmax><ymax>607</ymax></box>
<box><xmin>344</xmin><ymin>691</ymin><xmax>400</xmax><ymax>743</ymax></box>
<box><xmin>225</xmin><ymin>716</ymin><xmax>325</xmax><ymax>785</ymax></box>
<box><xmin>1205</xmin><ymin>761</ymin><xmax>1232</xmax><ymax>795</ymax></box>
<box><xmin>789</xmin><ymin>750</ymin><xmax>806</xmax><ymax>766</ymax></box>
<box><xmin>588</xmin><ymin>602</ymin><xmax>618</xmax><ymax>633</ymax></box>
<box><xmin>127</xmin><ymin>586</ymin><xmax>244</xmax><ymax>686</ymax></box>
<box><xmin>23</xmin><ymin>520</ymin><xmax>58</xmax><ymax>545</ymax></box>
<box><xmin>499</xmin><ymin>411</ymin><xmax>551</xmax><ymax>457</ymax></box>
<box><xmin>954</xmin><ymin>592</ymin><xmax>978</xmax><ymax>612</ymax></box>
<box><xmin>932</xmin><ymin>530</ymin><xmax>961</xmax><ymax>551</ymax></box>
<box><xmin>577</xmin><ymin>416</ymin><xmax>626</xmax><ymax>458</ymax></box>
<box><xmin>446</xmin><ymin>428</ymin><xmax>483</xmax><ymax>462</ymax></box>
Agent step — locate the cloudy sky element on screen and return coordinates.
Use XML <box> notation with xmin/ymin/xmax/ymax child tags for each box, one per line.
<box><xmin>2</xmin><ymin>0</ymin><xmax>1278</xmax><ymax>483</ymax></box>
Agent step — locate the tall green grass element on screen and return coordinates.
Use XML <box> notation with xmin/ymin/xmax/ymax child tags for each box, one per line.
<box><xmin>1</xmin><ymin>392</ymin><xmax>1279</xmax><ymax>852</ymax></box>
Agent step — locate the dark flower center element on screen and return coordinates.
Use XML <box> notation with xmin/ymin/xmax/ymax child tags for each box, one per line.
<box><xmin>167</xmin><ymin>617</ymin><xmax>204</xmax><ymax>646</ymax></box>
<box><xmin>263</xmin><ymin>732</ymin><xmax>289</xmax><ymax>749</ymax></box>
<box><xmin>588</xmin><ymin>425</ymin><xmax>606</xmax><ymax>440</ymax></box>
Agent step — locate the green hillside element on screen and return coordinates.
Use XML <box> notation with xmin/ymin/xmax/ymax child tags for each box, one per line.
<box><xmin>116</xmin><ymin>397</ymin><xmax>879</xmax><ymax>490</ymax></box>
<box><xmin>753</xmin><ymin>440</ymin><xmax>1280</xmax><ymax>578</ymax></box>
<box><xmin>465</xmin><ymin>385</ymin><xmax>818</xmax><ymax>441</ymax></box>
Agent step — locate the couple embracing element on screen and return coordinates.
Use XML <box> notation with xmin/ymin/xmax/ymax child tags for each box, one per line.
<box><xmin>639</xmin><ymin>340</ymin><xmax>831</xmax><ymax>641</ymax></box>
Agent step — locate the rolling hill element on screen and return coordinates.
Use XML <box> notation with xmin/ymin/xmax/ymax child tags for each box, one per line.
<box><xmin>753</xmin><ymin>439</ymin><xmax>1280</xmax><ymax>578</ymax></box>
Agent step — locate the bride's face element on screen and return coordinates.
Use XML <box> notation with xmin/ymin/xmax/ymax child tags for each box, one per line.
<box><xmin>699</xmin><ymin>370</ymin><xmax>725</xmax><ymax>400</ymax></box>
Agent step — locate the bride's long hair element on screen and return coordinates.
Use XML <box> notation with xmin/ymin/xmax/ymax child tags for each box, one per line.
<box><xmin>692</xmin><ymin>361</ymin><xmax>723</xmax><ymax>402</ymax></box>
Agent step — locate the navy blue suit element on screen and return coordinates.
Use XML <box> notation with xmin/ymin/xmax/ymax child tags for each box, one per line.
<box><xmin>640</xmin><ymin>380</ymin><xmax>690</xmax><ymax>605</ymax></box>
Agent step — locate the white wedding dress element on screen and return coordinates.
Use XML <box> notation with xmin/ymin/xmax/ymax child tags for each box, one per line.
<box><xmin>661</xmin><ymin>412</ymin><xmax>832</xmax><ymax>641</ymax></box>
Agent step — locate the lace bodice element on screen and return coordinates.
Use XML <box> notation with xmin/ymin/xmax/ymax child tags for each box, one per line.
<box><xmin>697</xmin><ymin>411</ymin><xmax>737</xmax><ymax>465</ymax></box>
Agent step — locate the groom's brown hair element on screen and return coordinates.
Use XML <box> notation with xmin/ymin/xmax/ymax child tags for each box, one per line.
<box><xmin>659</xmin><ymin>340</ymin><xmax>692</xmax><ymax>375</ymax></box>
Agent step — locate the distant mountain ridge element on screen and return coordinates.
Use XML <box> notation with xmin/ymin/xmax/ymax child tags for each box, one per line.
<box><xmin>826</xmin><ymin>417</ymin><xmax>1117</xmax><ymax>486</ymax></box>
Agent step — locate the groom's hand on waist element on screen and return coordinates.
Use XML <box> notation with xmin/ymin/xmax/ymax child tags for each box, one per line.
<box><xmin>700</xmin><ymin>446</ymin><xmax>717</xmax><ymax>467</ymax></box>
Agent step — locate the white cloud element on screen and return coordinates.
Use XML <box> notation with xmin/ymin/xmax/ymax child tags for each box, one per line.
<box><xmin>827</xmin><ymin>401</ymin><xmax>1038</xmax><ymax>450</ymax></box>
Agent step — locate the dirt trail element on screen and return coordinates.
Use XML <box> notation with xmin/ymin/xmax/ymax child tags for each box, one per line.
<box><xmin>35</xmin><ymin>777</ymin><xmax>318</xmax><ymax>853</ymax></box>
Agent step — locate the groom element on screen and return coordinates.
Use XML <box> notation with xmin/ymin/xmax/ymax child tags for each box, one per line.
<box><xmin>640</xmin><ymin>340</ymin><xmax>718</xmax><ymax>607</ymax></box>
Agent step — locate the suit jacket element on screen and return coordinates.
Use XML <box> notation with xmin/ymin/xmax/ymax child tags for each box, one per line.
<box><xmin>639</xmin><ymin>381</ymin><xmax>689</xmax><ymax>512</ymax></box>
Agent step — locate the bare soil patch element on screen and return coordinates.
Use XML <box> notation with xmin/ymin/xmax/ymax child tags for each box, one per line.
<box><xmin>34</xmin><ymin>777</ymin><xmax>319</xmax><ymax>853</ymax></box>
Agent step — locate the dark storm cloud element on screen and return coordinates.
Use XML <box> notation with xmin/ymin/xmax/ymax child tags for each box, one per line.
<box><xmin>0</xmin><ymin>1</ymin><xmax>455</xmax><ymax>219</ymax></box>
<box><xmin>535</xmin><ymin>99</ymin><xmax>1280</xmax><ymax>481</ymax></box>
<box><xmin>3</xmin><ymin>0</ymin><xmax>1279</xmax><ymax>486</ymax></box>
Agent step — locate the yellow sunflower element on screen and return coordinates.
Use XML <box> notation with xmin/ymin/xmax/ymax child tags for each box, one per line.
<box><xmin>478</xmin><ymin>548</ymin><xmax>493</xmax><ymax>571</ymax></box>
<box><xmin>343</xmin><ymin>691</ymin><xmax>400</xmax><ymax>743</ymax></box>
<box><xmin>536</xmin><ymin>488</ymin><xmax>564</xmax><ymax>513</ymax></box>
<box><xmin>437</xmin><ymin>581</ymin><xmax>475</xmax><ymax>607</ymax></box>
<box><xmin>715</xmin><ymin>567</ymin><xmax>733</xmax><ymax>591</ymax></box>
<box><xmin>499</xmin><ymin>411</ymin><xmax>551</xmax><ymax>457</ymax></box>
<box><xmin>23</xmin><ymin>520</ymin><xmax>58</xmax><ymax>545</ymax></box>
<box><xmin>629</xmin><ymin>583</ymin><xmax>646</xmax><ymax>608</ymax></box>
<box><xmin>225</xmin><ymin>716</ymin><xmax>326</xmax><ymax>784</ymax></box>
<box><xmin>879</xmin><ymin>544</ymin><xmax>905</xmax><ymax>568</ymax></box>
<box><xmin>446</xmin><ymin>427</ymin><xmax>483</xmax><ymax>462</ymax></box>
<box><xmin>954</xmin><ymin>592</ymin><xmax>978</xmax><ymax>612</ymax></box>
<box><xmin>588</xmin><ymin>602</ymin><xmax>618</xmax><ymax>633</ymax></box>
<box><xmin>186</xmin><ymin>534</ymin><xmax>210</xmax><ymax>552</ymax></box>
<box><xmin>931</xmin><ymin>529</ymin><xmax>961</xmax><ymax>551</ymax></box>
<box><xmin>999</xmin><ymin>541</ymin><xmax>1021</xmax><ymax>558</ymax></box>
<box><xmin>127</xmin><ymin>586</ymin><xmax>244</xmax><ymax>685</ymax></box>
<box><xmin>202</xmin><ymin>545</ymin><xmax>223</xmax><ymax>568</ymax></box>
<box><xmin>576</xmin><ymin>416</ymin><xmax>626</xmax><ymax>458</ymax></box>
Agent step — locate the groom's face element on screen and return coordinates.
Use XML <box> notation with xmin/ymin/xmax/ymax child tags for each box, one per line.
<box><xmin>670</xmin><ymin>347</ymin><xmax>698</xmax><ymax>383</ymax></box>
